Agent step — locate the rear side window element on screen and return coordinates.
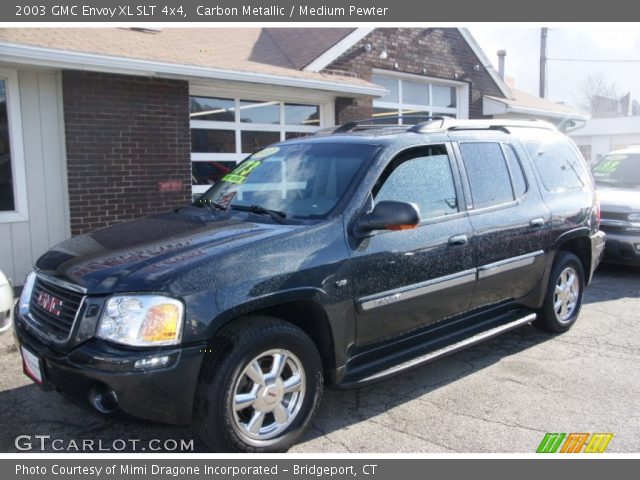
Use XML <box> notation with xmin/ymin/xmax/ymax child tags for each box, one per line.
<box><xmin>375</xmin><ymin>145</ymin><xmax>459</xmax><ymax>220</ymax></box>
<box><xmin>523</xmin><ymin>137</ymin><xmax>587</xmax><ymax>191</ymax></box>
<box><xmin>459</xmin><ymin>142</ymin><xmax>515</xmax><ymax>208</ymax></box>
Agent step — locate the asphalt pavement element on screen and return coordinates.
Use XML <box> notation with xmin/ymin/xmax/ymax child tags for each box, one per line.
<box><xmin>1</xmin><ymin>264</ymin><xmax>638</xmax><ymax>453</ymax></box>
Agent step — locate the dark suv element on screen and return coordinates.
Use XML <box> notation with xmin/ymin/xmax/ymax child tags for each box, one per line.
<box><xmin>14</xmin><ymin>118</ymin><xmax>604</xmax><ymax>452</ymax></box>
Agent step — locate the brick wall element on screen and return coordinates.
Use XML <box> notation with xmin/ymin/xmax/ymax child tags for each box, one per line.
<box><xmin>327</xmin><ymin>28</ymin><xmax>505</xmax><ymax>124</ymax></box>
<box><xmin>62</xmin><ymin>71</ymin><xmax>191</xmax><ymax>236</ymax></box>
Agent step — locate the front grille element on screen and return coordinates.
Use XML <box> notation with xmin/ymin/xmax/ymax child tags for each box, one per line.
<box><xmin>600</xmin><ymin>224</ymin><xmax>625</xmax><ymax>234</ymax></box>
<box><xmin>600</xmin><ymin>211</ymin><xmax>640</xmax><ymax>235</ymax></box>
<box><xmin>28</xmin><ymin>276</ymin><xmax>84</xmax><ymax>341</ymax></box>
<box><xmin>601</xmin><ymin>211</ymin><xmax>630</xmax><ymax>221</ymax></box>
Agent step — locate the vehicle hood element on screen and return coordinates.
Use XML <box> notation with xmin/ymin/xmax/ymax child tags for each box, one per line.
<box><xmin>597</xmin><ymin>186</ymin><xmax>640</xmax><ymax>213</ymax></box>
<box><xmin>35</xmin><ymin>209</ymin><xmax>298</xmax><ymax>294</ymax></box>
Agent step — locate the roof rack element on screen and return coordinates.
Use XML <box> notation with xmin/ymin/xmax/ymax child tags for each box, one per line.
<box><xmin>411</xmin><ymin>118</ymin><xmax>558</xmax><ymax>134</ymax></box>
<box><xmin>316</xmin><ymin>117</ymin><xmax>558</xmax><ymax>137</ymax></box>
<box><xmin>314</xmin><ymin>116</ymin><xmax>447</xmax><ymax>136</ymax></box>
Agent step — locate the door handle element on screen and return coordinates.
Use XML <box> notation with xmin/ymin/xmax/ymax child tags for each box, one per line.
<box><xmin>529</xmin><ymin>218</ymin><xmax>545</xmax><ymax>228</ymax></box>
<box><xmin>448</xmin><ymin>234</ymin><xmax>468</xmax><ymax>247</ymax></box>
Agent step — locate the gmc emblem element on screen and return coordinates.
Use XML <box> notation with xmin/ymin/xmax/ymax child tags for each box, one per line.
<box><xmin>36</xmin><ymin>292</ymin><xmax>63</xmax><ymax>316</ymax></box>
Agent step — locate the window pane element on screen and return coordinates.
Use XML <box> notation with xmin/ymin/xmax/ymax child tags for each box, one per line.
<box><xmin>402</xmin><ymin>80</ymin><xmax>429</xmax><ymax>105</ymax></box>
<box><xmin>239</xmin><ymin>100</ymin><xmax>280</xmax><ymax>124</ymax></box>
<box><xmin>433</xmin><ymin>112</ymin><xmax>457</xmax><ymax>119</ymax></box>
<box><xmin>372</xmin><ymin>76</ymin><xmax>399</xmax><ymax>103</ymax></box>
<box><xmin>198</xmin><ymin>143</ymin><xmax>375</xmax><ymax>218</ymax></box>
<box><xmin>192</xmin><ymin>160</ymin><xmax>237</xmax><ymax>185</ymax></box>
<box><xmin>376</xmin><ymin>147</ymin><xmax>458</xmax><ymax>219</ymax></box>
<box><xmin>241</xmin><ymin>131</ymin><xmax>280</xmax><ymax>154</ymax></box>
<box><xmin>432</xmin><ymin>85</ymin><xmax>457</xmax><ymax>108</ymax></box>
<box><xmin>592</xmin><ymin>154</ymin><xmax>640</xmax><ymax>188</ymax></box>
<box><xmin>0</xmin><ymin>79</ymin><xmax>15</xmax><ymax>212</ymax></box>
<box><xmin>372</xmin><ymin>107</ymin><xmax>400</xmax><ymax>124</ymax></box>
<box><xmin>401</xmin><ymin>110</ymin><xmax>432</xmax><ymax>125</ymax></box>
<box><xmin>285</xmin><ymin>132</ymin><xmax>312</xmax><ymax>140</ymax></box>
<box><xmin>460</xmin><ymin>142</ymin><xmax>514</xmax><ymax>208</ymax></box>
<box><xmin>285</xmin><ymin>104</ymin><xmax>320</xmax><ymax>126</ymax></box>
<box><xmin>189</xmin><ymin>96</ymin><xmax>235</xmax><ymax>122</ymax></box>
<box><xmin>503</xmin><ymin>145</ymin><xmax>527</xmax><ymax>198</ymax></box>
<box><xmin>191</xmin><ymin>129</ymin><xmax>236</xmax><ymax>153</ymax></box>
<box><xmin>525</xmin><ymin>139</ymin><xmax>586</xmax><ymax>191</ymax></box>
<box><xmin>578</xmin><ymin>145</ymin><xmax>592</xmax><ymax>165</ymax></box>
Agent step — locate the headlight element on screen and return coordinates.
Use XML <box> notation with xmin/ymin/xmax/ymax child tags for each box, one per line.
<box><xmin>97</xmin><ymin>295</ymin><xmax>184</xmax><ymax>347</ymax></box>
<box><xmin>627</xmin><ymin>213</ymin><xmax>640</xmax><ymax>222</ymax></box>
<box><xmin>18</xmin><ymin>272</ymin><xmax>36</xmax><ymax>316</ymax></box>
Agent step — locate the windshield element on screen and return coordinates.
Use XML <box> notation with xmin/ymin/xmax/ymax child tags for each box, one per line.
<box><xmin>195</xmin><ymin>142</ymin><xmax>377</xmax><ymax>218</ymax></box>
<box><xmin>592</xmin><ymin>153</ymin><xmax>640</xmax><ymax>188</ymax></box>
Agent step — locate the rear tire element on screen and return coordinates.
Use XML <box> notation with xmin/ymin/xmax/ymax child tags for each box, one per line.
<box><xmin>193</xmin><ymin>316</ymin><xmax>323</xmax><ymax>452</ymax></box>
<box><xmin>534</xmin><ymin>251</ymin><xmax>585</xmax><ymax>333</ymax></box>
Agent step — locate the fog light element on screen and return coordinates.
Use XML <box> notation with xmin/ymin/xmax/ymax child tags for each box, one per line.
<box><xmin>89</xmin><ymin>387</ymin><xmax>118</xmax><ymax>414</ymax></box>
<box><xmin>134</xmin><ymin>355</ymin><xmax>170</xmax><ymax>370</ymax></box>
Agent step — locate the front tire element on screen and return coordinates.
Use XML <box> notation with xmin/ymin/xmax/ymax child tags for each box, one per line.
<box><xmin>534</xmin><ymin>251</ymin><xmax>585</xmax><ymax>333</ymax></box>
<box><xmin>193</xmin><ymin>317</ymin><xmax>323</xmax><ymax>452</ymax></box>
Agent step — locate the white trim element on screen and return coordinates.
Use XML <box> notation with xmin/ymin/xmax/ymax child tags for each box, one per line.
<box><xmin>0</xmin><ymin>67</ymin><xmax>28</xmax><ymax>223</ymax></box>
<box><xmin>372</xmin><ymin>69</ymin><xmax>468</xmax><ymax>88</ymax></box>
<box><xmin>375</xmin><ymin>100</ymin><xmax>458</xmax><ymax>114</ymax></box>
<box><xmin>191</xmin><ymin>153</ymin><xmax>244</xmax><ymax>162</ymax></box>
<box><xmin>456</xmin><ymin>28</ymin><xmax>511</xmax><ymax>99</ymax></box>
<box><xmin>371</xmin><ymin>70</ymin><xmax>468</xmax><ymax>120</ymax></box>
<box><xmin>483</xmin><ymin>96</ymin><xmax>589</xmax><ymax>121</ymax></box>
<box><xmin>188</xmin><ymin>91</ymin><xmax>328</xmax><ymax>191</ymax></box>
<box><xmin>304</xmin><ymin>28</ymin><xmax>375</xmax><ymax>72</ymax></box>
<box><xmin>54</xmin><ymin>71</ymin><xmax>71</xmax><ymax>238</ymax></box>
<box><xmin>190</xmin><ymin>120</ymin><xmax>319</xmax><ymax>133</ymax></box>
<box><xmin>190</xmin><ymin>82</ymin><xmax>338</xmax><ymax>105</ymax></box>
<box><xmin>457</xmin><ymin>83</ymin><xmax>470</xmax><ymax>119</ymax></box>
<box><xmin>0</xmin><ymin>42</ymin><xmax>385</xmax><ymax>98</ymax></box>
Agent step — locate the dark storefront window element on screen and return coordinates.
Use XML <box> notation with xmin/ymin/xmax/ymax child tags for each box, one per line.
<box><xmin>0</xmin><ymin>79</ymin><xmax>15</xmax><ymax>212</ymax></box>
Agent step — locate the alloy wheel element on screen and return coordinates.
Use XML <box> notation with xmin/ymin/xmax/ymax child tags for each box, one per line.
<box><xmin>553</xmin><ymin>266</ymin><xmax>580</xmax><ymax>323</ymax></box>
<box><xmin>231</xmin><ymin>349</ymin><xmax>306</xmax><ymax>441</ymax></box>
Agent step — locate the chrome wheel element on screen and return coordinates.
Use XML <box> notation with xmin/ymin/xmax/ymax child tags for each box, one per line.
<box><xmin>231</xmin><ymin>349</ymin><xmax>306</xmax><ymax>441</ymax></box>
<box><xmin>554</xmin><ymin>266</ymin><xmax>580</xmax><ymax>323</ymax></box>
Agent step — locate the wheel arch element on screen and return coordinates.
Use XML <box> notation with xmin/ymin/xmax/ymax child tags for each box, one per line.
<box><xmin>553</xmin><ymin>230</ymin><xmax>592</xmax><ymax>285</ymax></box>
<box><xmin>205</xmin><ymin>292</ymin><xmax>340</xmax><ymax>384</ymax></box>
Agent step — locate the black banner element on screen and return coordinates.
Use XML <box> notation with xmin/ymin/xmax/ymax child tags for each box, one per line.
<box><xmin>3</xmin><ymin>0</ymin><xmax>640</xmax><ymax>22</ymax></box>
<box><xmin>4</xmin><ymin>459</ymin><xmax>640</xmax><ymax>480</ymax></box>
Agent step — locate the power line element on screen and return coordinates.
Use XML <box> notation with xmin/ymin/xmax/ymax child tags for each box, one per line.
<box><xmin>548</xmin><ymin>57</ymin><xmax>640</xmax><ymax>63</ymax></box>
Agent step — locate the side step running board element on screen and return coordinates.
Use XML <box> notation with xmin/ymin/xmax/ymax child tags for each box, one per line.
<box><xmin>344</xmin><ymin>313</ymin><xmax>536</xmax><ymax>387</ymax></box>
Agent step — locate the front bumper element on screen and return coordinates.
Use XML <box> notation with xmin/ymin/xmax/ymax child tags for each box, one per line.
<box><xmin>13</xmin><ymin>307</ymin><xmax>205</xmax><ymax>425</ymax></box>
<box><xmin>600</xmin><ymin>230</ymin><xmax>640</xmax><ymax>266</ymax></box>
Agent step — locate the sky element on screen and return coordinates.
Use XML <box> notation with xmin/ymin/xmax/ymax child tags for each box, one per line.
<box><xmin>469</xmin><ymin>25</ymin><xmax>640</xmax><ymax>112</ymax></box>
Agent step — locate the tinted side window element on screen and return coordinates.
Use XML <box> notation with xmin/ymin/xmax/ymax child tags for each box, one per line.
<box><xmin>503</xmin><ymin>144</ymin><xmax>527</xmax><ymax>198</ymax></box>
<box><xmin>524</xmin><ymin>139</ymin><xmax>586</xmax><ymax>191</ymax></box>
<box><xmin>459</xmin><ymin>142</ymin><xmax>514</xmax><ymax>208</ymax></box>
<box><xmin>375</xmin><ymin>147</ymin><xmax>458</xmax><ymax>220</ymax></box>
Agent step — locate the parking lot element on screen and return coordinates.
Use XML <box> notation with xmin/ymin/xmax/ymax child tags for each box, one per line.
<box><xmin>0</xmin><ymin>264</ymin><xmax>638</xmax><ymax>453</ymax></box>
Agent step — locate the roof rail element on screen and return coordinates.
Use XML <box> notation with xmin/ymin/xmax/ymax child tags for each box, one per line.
<box><xmin>411</xmin><ymin>119</ymin><xmax>558</xmax><ymax>134</ymax></box>
<box><xmin>316</xmin><ymin>118</ymin><xmax>558</xmax><ymax>137</ymax></box>
<box><xmin>314</xmin><ymin>115</ymin><xmax>447</xmax><ymax>136</ymax></box>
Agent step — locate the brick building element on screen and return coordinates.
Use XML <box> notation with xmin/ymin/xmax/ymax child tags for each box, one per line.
<box><xmin>0</xmin><ymin>27</ymin><xmax>582</xmax><ymax>284</ymax></box>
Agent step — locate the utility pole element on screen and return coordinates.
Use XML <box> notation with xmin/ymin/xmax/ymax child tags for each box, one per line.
<box><xmin>539</xmin><ymin>27</ymin><xmax>548</xmax><ymax>98</ymax></box>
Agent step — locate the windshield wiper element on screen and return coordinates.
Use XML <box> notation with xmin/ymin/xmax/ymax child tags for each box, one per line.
<box><xmin>196</xmin><ymin>199</ymin><xmax>227</xmax><ymax>214</ymax></box>
<box><xmin>231</xmin><ymin>204</ymin><xmax>287</xmax><ymax>224</ymax></box>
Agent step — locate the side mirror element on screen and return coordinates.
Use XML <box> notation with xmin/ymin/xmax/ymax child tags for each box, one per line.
<box><xmin>354</xmin><ymin>200</ymin><xmax>420</xmax><ymax>237</ymax></box>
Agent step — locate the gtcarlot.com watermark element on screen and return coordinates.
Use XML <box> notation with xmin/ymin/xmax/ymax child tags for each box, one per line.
<box><xmin>15</xmin><ymin>435</ymin><xmax>194</xmax><ymax>452</ymax></box>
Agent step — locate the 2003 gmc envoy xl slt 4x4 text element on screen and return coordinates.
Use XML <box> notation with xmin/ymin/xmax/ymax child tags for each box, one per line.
<box><xmin>14</xmin><ymin>118</ymin><xmax>605</xmax><ymax>452</ymax></box>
